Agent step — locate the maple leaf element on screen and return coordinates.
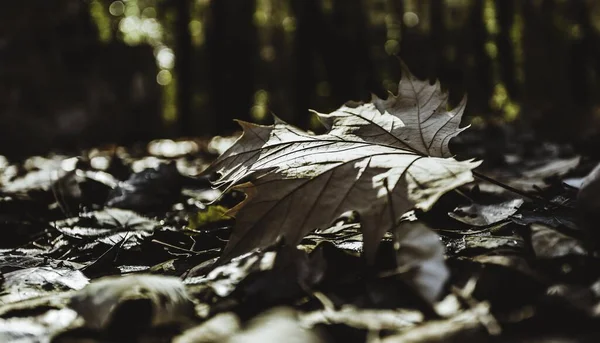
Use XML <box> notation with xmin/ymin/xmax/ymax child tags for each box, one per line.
<box><xmin>206</xmin><ymin>64</ymin><xmax>481</xmax><ymax>263</ymax></box>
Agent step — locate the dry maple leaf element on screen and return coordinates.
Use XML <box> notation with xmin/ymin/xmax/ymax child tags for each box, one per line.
<box><xmin>206</xmin><ymin>64</ymin><xmax>481</xmax><ymax>263</ymax></box>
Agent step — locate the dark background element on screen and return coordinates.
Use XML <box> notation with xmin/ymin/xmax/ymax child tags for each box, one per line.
<box><xmin>1</xmin><ymin>0</ymin><xmax>600</xmax><ymax>159</ymax></box>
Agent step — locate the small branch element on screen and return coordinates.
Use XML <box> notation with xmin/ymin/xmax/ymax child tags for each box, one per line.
<box><xmin>472</xmin><ymin>171</ymin><xmax>568</xmax><ymax>209</ymax></box>
<box><xmin>151</xmin><ymin>239</ymin><xmax>198</xmax><ymax>255</ymax></box>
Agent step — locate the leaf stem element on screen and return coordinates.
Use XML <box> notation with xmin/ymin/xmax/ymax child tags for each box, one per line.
<box><xmin>472</xmin><ymin>171</ymin><xmax>534</xmax><ymax>200</ymax></box>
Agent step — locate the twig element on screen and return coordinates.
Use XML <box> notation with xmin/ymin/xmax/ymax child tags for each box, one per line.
<box><xmin>151</xmin><ymin>239</ymin><xmax>198</xmax><ymax>254</ymax></box>
<box><xmin>473</xmin><ymin>171</ymin><xmax>569</xmax><ymax>209</ymax></box>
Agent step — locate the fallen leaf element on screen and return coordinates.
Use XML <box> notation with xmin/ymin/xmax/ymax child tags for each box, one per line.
<box><xmin>530</xmin><ymin>223</ymin><xmax>586</xmax><ymax>258</ymax></box>
<box><xmin>207</xmin><ymin>63</ymin><xmax>480</xmax><ymax>262</ymax></box>
<box><xmin>449</xmin><ymin>199</ymin><xmax>524</xmax><ymax>227</ymax></box>
<box><xmin>393</xmin><ymin>219</ymin><xmax>449</xmax><ymax>303</ymax></box>
<box><xmin>52</xmin><ymin>208</ymin><xmax>158</xmax><ymax>249</ymax></box>
<box><xmin>577</xmin><ymin>162</ymin><xmax>600</xmax><ymax>233</ymax></box>
<box><xmin>106</xmin><ymin>162</ymin><xmax>184</xmax><ymax>212</ymax></box>
<box><xmin>449</xmin><ymin>235</ymin><xmax>525</xmax><ymax>255</ymax></box>
<box><xmin>0</xmin><ymin>267</ymin><xmax>89</xmax><ymax>304</ymax></box>
<box><xmin>500</xmin><ymin>156</ymin><xmax>581</xmax><ymax>191</ymax></box>
<box><xmin>0</xmin><ymin>253</ymin><xmax>84</xmax><ymax>273</ymax></box>
<box><xmin>189</xmin><ymin>205</ymin><xmax>232</xmax><ymax>229</ymax></box>
<box><xmin>185</xmin><ymin>242</ymin><xmax>325</xmax><ymax>306</ymax></box>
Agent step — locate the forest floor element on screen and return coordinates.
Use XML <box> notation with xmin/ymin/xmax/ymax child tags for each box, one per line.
<box><xmin>1</xmin><ymin>124</ymin><xmax>600</xmax><ymax>343</ymax></box>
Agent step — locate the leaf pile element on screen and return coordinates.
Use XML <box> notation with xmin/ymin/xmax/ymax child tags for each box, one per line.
<box><xmin>0</xmin><ymin>66</ymin><xmax>599</xmax><ymax>342</ymax></box>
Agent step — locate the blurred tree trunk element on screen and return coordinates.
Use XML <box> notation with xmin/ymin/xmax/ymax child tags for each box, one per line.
<box><xmin>330</xmin><ymin>0</ymin><xmax>374</xmax><ymax>102</ymax></box>
<box><xmin>174</xmin><ymin>0</ymin><xmax>192</xmax><ymax>136</ymax></box>
<box><xmin>569</xmin><ymin>0</ymin><xmax>595</xmax><ymax>107</ymax></box>
<box><xmin>462</xmin><ymin>0</ymin><xmax>492</xmax><ymax>115</ymax></box>
<box><xmin>397</xmin><ymin>0</ymin><xmax>423</xmax><ymax>75</ymax></box>
<box><xmin>291</xmin><ymin>0</ymin><xmax>375</xmax><ymax>128</ymax></box>
<box><xmin>429</xmin><ymin>0</ymin><xmax>445</xmax><ymax>82</ymax></box>
<box><xmin>290</xmin><ymin>0</ymin><xmax>320</xmax><ymax>128</ymax></box>
<box><xmin>495</xmin><ymin>0</ymin><xmax>517</xmax><ymax>98</ymax></box>
<box><xmin>206</xmin><ymin>0</ymin><xmax>257</xmax><ymax>133</ymax></box>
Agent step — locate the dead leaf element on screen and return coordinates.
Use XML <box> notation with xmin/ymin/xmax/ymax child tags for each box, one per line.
<box><xmin>577</xmin><ymin>162</ymin><xmax>600</xmax><ymax>230</ymax></box>
<box><xmin>207</xmin><ymin>64</ymin><xmax>480</xmax><ymax>262</ymax></box>
<box><xmin>52</xmin><ymin>208</ymin><xmax>158</xmax><ymax>250</ymax></box>
<box><xmin>530</xmin><ymin>223</ymin><xmax>586</xmax><ymax>258</ymax></box>
<box><xmin>106</xmin><ymin>162</ymin><xmax>184</xmax><ymax>213</ymax></box>
<box><xmin>449</xmin><ymin>199</ymin><xmax>524</xmax><ymax>227</ymax></box>
<box><xmin>393</xmin><ymin>219</ymin><xmax>449</xmax><ymax>303</ymax></box>
<box><xmin>185</xmin><ymin>242</ymin><xmax>325</xmax><ymax>306</ymax></box>
<box><xmin>0</xmin><ymin>267</ymin><xmax>89</xmax><ymax>304</ymax></box>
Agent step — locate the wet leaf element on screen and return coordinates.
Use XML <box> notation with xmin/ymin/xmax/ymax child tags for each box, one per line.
<box><xmin>0</xmin><ymin>253</ymin><xmax>84</xmax><ymax>273</ymax></box>
<box><xmin>52</xmin><ymin>208</ymin><xmax>158</xmax><ymax>249</ymax></box>
<box><xmin>449</xmin><ymin>199</ymin><xmax>524</xmax><ymax>227</ymax></box>
<box><xmin>301</xmin><ymin>222</ymin><xmax>364</xmax><ymax>254</ymax></box>
<box><xmin>106</xmin><ymin>162</ymin><xmax>184</xmax><ymax>212</ymax></box>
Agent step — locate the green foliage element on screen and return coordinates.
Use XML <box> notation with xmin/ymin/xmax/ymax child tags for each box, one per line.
<box><xmin>189</xmin><ymin>205</ymin><xmax>231</xmax><ymax>229</ymax></box>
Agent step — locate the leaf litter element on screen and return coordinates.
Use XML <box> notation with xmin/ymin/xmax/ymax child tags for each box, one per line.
<box><xmin>0</xmin><ymin>65</ymin><xmax>598</xmax><ymax>342</ymax></box>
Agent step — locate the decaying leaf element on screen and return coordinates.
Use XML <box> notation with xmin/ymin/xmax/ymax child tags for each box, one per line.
<box><xmin>206</xmin><ymin>63</ymin><xmax>480</xmax><ymax>262</ymax></box>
